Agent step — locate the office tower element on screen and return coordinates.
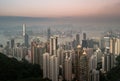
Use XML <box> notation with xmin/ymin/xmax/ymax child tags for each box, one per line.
<box><xmin>79</xmin><ymin>49</ymin><xmax>89</xmax><ymax>81</ymax></box>
<box><xmin>24</xmin><ymin>34</ymin><xmax>29</xmax><ymax>48</ymax></box>
<box><xmin>23</xmin><ymin>24</ymin><xmax>26</xmax><ymax>36</ymax></box>
<box><xmin>50</xmin><ymin>37</ymin><xmax>54</xmax><ymax>55</ymax></box>
<box><xmin>43</xmin><ymin>53</ymin><xmax>50</xmax><ymax>78</ymax></box>
<box><xmin>82</xmin><ymin>33</ymin><xmax>87</xmax><ymax>48</ymax></box>
<box><xmin>83</xmin><ymin>33</ymin><xmax>86</xmax><ymax>40</ymax></box>
<box><xmin>94</xmin><ymin>48</ymin><xmax>103</xmax><ymax>63</ymax></box>
<box><xmin>102</xmin><ymin>54</ymin><xmax>106</xmax><ymax>73</ymax></box>
<box><xmin>106</xmin><ymin>53</ymin><xmax>111</xmax><ymax>71</ymax></box>
<box><xmin>47</xmin><ymin>28</ymin><xmax>51</xmax><ymax>41</ymax></box>
<box><xmin>115</xmin><ymin>38</ymin><xmax>120</xmax><ymax>55</ymax></box>
<box><xmin>22</xmin><ymin>24</ymin><xmax>29</xmax><ymax>48</ymax></box>
<box><xmin>11</xmin><ymin>39</ymin><xmax>15</xmax><ymax>48</ymax></box>
<box><xmin>50</xmin><ymin>55</ymin><xmax>59</xmax><ymax>81</ymax></box>
<box><xmin>87</xmin><ymin>39</ymin><xmax>94</xmax><ymax>48</ymax></box>
<box><xmin>64</xmin><ymin>53</ymin><xmax>72</xmax><ymax>81</ymax></box>
<box><xmin>50</xmin><ymin>36</ymin><xmax>58</xmax><ymax>55</ymax></box>
<box><xmin>110</xmin><ymin>37</ymin><xmax>120</xmax><ymax>55</ymax></box>
<box><xmin>76</xmin><ymin>34</ymin><xmax>80</xmax><ymax>46</ymax></box>
<box><xmin>101</xmin><ymin>38</ymin><xmax>105</xmax><ymax>49</ymax></box>
<box><xmin>89</xmin><ymin>69</ymin><xmax>99</xmax><ymax>81</ymax></box>
<box><xmin>57</xmin><ymin>47</ymin><xmax>64</xmax><ymax>65</ymax></box>
<box><xmin>110</xmin><ymin>38</ymin><xmax>116</xmax><ymax>54</ymax></box>
<box><xmin>73</xmin><ymin>45</ymin><xmax>83</xmax><ymax>80</ymax></box>
<box><xmin>82</xmin><ymin>40</ymin><xmax>88</xmax><ymax>48</ymax></box>
<box><xmin>104</xmin><ymin>36</ymin><xmax>110</xmax><ymax>49</ymax></box>
<box><xmin>72</xmin><ymin>39</ymin><xmax>76</xmax><ymax>49</ymax></box>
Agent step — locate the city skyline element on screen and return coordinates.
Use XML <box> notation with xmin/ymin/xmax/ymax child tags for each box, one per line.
<box><xmin>0</xmin><ymin>0</ymin><xmax>120</xmax><ymax>18</ymax></box>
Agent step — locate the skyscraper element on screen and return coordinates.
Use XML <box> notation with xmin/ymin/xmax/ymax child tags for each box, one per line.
<box><xmin>73</xmin><ymin>45</ymin><xmax>83</xmax><ymax>80</ymax></box>
<box><xmin>76</xmin><ymin>34</ymin><xmax>80</xmax><ymax>46</ymax></box>
<box><xmin>23</xmin><ymin>24</ymin><xmax>26</xmax><ymax>36</ymax></box>
<box><xmin>11</xmin><ymin>39</ymin><xmax>15</xmax><ymax>48</ymax></box>
<box><xmin>50</xmin><ymin>55</ymin><xmax>59</xmax><ymax>81</ymax></box>
<box><xmin>64</xmin><ymin>53</ymin><xmax>72</xmax><ymax>81</ymax></box>
<box><xmin>43</xmin><ymin>53</ymin><xmax>50</xmax><ymax>78</ymax></box>
<box><xmin>57</xmin><ymin>47</ymin><xmax>64</xmax><ymax>65</ymax></box>
<box><xmin>47</xmin><ymin>28</ymin><xmax>51</xmax><ymax>41</ymax></box>
<box><xmin>50</xmin><ymin>36</ymin><xmax>58</xmax><ymax>55</ymax></box>
<box><xmin>102</xmin><ymin>49</ymin><xmax>115</xmax><ymax>73</ymax></box>
<box><xmin>31</xmin><ymin>40</ymin><xmax>45</xmax><ymax>67</ymax></box>
<box><xmin>82</xmin><ymin>33</ymin><xmax>88</xmax><ymax>48</ymax></box>
<box><xmin>24</xmin><ymin>34</ymin><xmax>29</xmax><ymax>48</ymax></box>
<box><xmin>89</xmin><ymin>69</ymin><xmax>99</xmax><ymax>81</ymax></box>
<box><xmin>22</xmin><ymin>24</ymin><xmax>29</xmax><ymax>48</ymax></box>
<box><xmin>104</xmin><ymin>36</ymin><xmax>110</xmax><ymax>49</ymax></box>
<box><xmin>79</xmin><ymin>49</ymin><xmax>89</xmax><ymax>81</ymax></box>
<box><xmin>83</xmin><ymin>33</ymin><xmax>86</xmax><ymax>40</ymax></box>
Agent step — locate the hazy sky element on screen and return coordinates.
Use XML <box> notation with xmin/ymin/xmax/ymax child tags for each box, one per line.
<box><xmin>0</xmin><ymin>0</ymin><xmax>120</xmax><ymax>17</ymax></box>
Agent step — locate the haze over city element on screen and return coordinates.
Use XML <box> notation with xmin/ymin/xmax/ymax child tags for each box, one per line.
<box><xmin>0</xmin><ymin>0</ymin><xmax>120</xmax><ymax>81</ymax></box>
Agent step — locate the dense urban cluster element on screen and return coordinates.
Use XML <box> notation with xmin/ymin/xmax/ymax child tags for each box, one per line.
<box><xmin>0</xmin><ymin>24</ymin><xmax>120</xmax><ymax>81</ymax></box>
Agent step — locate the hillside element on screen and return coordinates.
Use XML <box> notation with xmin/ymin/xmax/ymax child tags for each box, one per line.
<box><xmin>0</xmin><ymin>53</ymin><xmax>48</xmax><ymax>81</ymax></box>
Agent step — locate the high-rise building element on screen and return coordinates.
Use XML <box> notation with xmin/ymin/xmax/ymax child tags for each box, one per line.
<box><xmin>24</xmin><ymin>34</ymin><xmax>29</xmax><ymax>48</ymax></box>
<box><xmin>47</xmin><ymin>28</ymin><xmax>51</xmax><ymax>41</ymax></box>
<box><xmin>94</xmin><ymin>48</ymin><xmax>103</xmax><ymax>63</ymax></box>
<box><xmin>50</xmin><ymin>36</ymin><xmax>58</xmax><ymax>55</ymax></box>
<box><xmin>79</xmin><ymin>49</ymin><xmax>89</xmax><ymax>81</ymax></box>
<box><xmin>104</xmin><ymin>36</ymin><xmax>110</xmax><ymax>49</ymax></box>
<box><xmin>89</xmin><ymin>54</ymin><xmax>97</xmax><ymax>71</ymax></box>
<box><xmin>76</xmin><ymin>34</ymin><xmax>80</xmax><ymax>46</ymax></box>
<box><xmin>110</xmin><ymin>38</ymin><xmax>115</xmax><ymax>54</ymax></box>
<box><xmin>31</xmin><ymin>40</ymin><xmax>45</xmax><ymax>68</ymax></box>
<box><xmin>22</xmin><ymin>24</ymin><xmax>29</xmax><ymax>48</ymax></box>
<box><xmin>43</xmin><ymin>53</ymin><xmax>50</xmax><ymax>78</ymax></box>
<box><xmin>114</xmin><ymin>38</ymin><xmax>120</xmax><ymax>55</ymax></box>
<box><xmin>89</xmin><ymin>69</ymin><xmax>99</xmax><ymax>81</ymax></box>
<box><xmin>49</xmin><ymin>55</ymin><xmax>59</xmax><ymax>81</ymax></box>
<box><xmin>73</xmin><ymin>45</ymin><xmax>83</xmax><ymax>80</ymax></box>
<box><xmin>109</xmin><ymin>37</ymin><xmax>120</xmax><ymax>56</ymax></box>
<box><xmin>57</xmin><ymin>47</ymin><xmax>64</xmax><ymax>65</ymax></box>
<box><xmin>64</xmin><ymin>53</ymin><xmax>72</xmax><ymax>81</ymax></box>
<box><xmin>83</xmin><ymin>33</ymin><xmax>86</xmax><ymax>40</ymax></box>
<box><xmin>82</xmin><ymin>40</ymin><xmax>88</xmax><ymax>48</ymax></box>
<box><xmin>11</xmin><ymin>39</ymin><xmax>15</xmax><ymax>48</ymax></box>
<box><xmin>102</xmin><ymin>49</ymin><xmax>115</xmax><ymax>73</ymax></box>
<box><xmin>82</xmin><ymin>33</ymin><xmax>88</xmax><ymax>48</ymax></box>
<box><xmin>23</xmin><ymin>24</ymin><xmax>26</xmax><ymax>36</ymax></box>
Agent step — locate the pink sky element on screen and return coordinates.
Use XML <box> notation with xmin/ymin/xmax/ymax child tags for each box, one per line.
<box><xmin>0</xmin><ymin>0</ymin><xmax>120</xmax><ymax>17</ymax></box>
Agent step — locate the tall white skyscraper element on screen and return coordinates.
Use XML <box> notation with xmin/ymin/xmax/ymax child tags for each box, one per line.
<box><xmin>115</xmin><ymin>38</ymin><xmax>120</xmax><ymax>55</ymax></box>
<box><xmin>50</xmin><ymin>55</ymin><xmax>59</xmax><ymax>81</ymax></box>
<box><xmin>43</xmin><ymin>53</ymin><xmax>50</xmax><ymax>78</ymax></box>
<box><xmin>50</xmin><ymin>36</ymin><xmax>58</xmax><ymax>55</ymax></box>
<box><xmin>23</xmin><ymin>24</ymin><xmax>26</xmax><ymax>36</ymax></box>
<box><xmin>104</xmin><ymin>36</ymin><xmax>110</xmax><ymax>49</ymax></box>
